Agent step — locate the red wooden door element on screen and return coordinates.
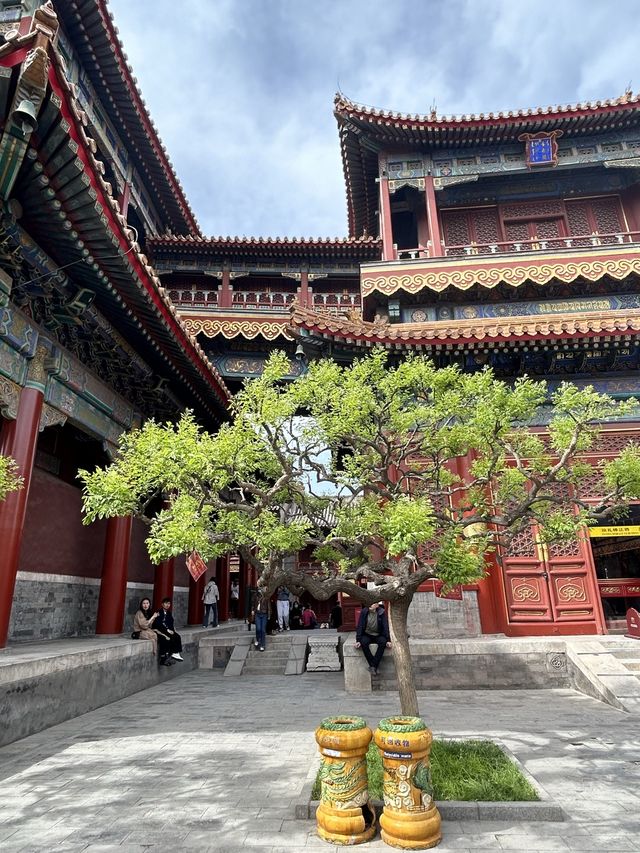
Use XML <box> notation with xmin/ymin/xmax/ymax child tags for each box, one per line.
<box><xmin>545</xmin><ymin>536</ymin><xmax>599</xmax><ymax>623</ymax></box>
<box><xmin>501</xmin><ymin>525</ymin><xmax>554</xmax><ymax>622</ymax></box>
<box><xmin>501</xmin><ymin>522</ymin><xmax>600</xmax><ymax>625</ymax></box>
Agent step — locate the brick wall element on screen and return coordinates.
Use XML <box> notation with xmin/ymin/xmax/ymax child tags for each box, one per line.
<box><xmin>8</xmin><ymin>572</ymin><xmax>189</xmax><ymax>642</ymax></box>
<box><xmin>407</xmin><ymin>590</ymin><xmax>482</xmax><ymax>639</ymax></box>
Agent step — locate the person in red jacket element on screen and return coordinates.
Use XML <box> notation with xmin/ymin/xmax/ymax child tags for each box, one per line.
<box><xmin>301</xmin><ymin>604</ymin><xmax>317</xmax><ymax>629</ymax></box>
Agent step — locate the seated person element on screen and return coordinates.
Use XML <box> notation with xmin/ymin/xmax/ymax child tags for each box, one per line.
<box><xmin>301</xmin><ymin>604</ymin><xmax>317</xmax><ymax>629</ymax></box>
<box><xmin>355</xmin><ymin>601</ymin><xmax>391</xmax><ymax>675</ymax></box>
<box><xmin>132</xmin><ymin>598</ymin><xmax>159</xmax><ymax>654</ymax></box>
<box><xmin>154</xmin><ymin>597</ymin><xmax>184</xmax><ymax>666</ymax></box>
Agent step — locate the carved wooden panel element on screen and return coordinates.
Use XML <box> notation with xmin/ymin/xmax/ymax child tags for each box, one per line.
<box><xmin>586</xmin><ymin>430</ymin><xmax>640</xmax><ymax>457</ymax></box>
<box><xmin>504</xmin><ymin>523</ymin><xmax>537</xmax><ymax>557</ymax></box>
<box><xmin>502</xmin><ymin>200</ymin><xmax>564</xmax><ymax>219</ymax></box>
<box><xmin>592</xmin><ymin>197</ymin><xmax>623</xmax><ymax>238</ymax></box>
<box><xmin>504</xmin><ymin>220</ymin><xmax>529</xmax><ymax>244</ymax></box>
<box><xmin>473</xmin><ymin>209</ymin><xmax>501</xmax><ymax>243</ymax></box>
<box><xmin>565</xmin><ymin>201</ymin><xmax>592</xmax><ymax>246</ymax></box>
<box><xmin>441</xmin><ymin>210</ymin><xmax>471</xmax><ymax>253</ymax></box>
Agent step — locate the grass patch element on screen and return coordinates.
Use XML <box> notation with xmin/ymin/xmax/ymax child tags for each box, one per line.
<box><xmin>312</xmin><ymin>739</ymin><xmax>539</xmax><ymax>802</ymax></box>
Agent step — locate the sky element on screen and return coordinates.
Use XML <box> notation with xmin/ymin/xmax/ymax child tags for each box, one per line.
<box><xmin>107</xmin><ymin>0</ymin><xmax>640</xmax><ymax>240</ymax></box>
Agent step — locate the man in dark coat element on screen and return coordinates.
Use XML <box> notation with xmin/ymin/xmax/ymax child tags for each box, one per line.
<box><xmin>355</xmin><ymin>602</ymin><xmax>391</xmax><ymax>675</ymax></box>
<box><xmin>155</xmin><ymin>597</ymin><xmax>183</xmax><ymax>665</ymax></box>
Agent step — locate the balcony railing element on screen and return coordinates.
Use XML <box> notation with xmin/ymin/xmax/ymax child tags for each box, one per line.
<box><xmin>394</xmin><ymin>230</ymin><xmax>640</xmax><ymax>261</ymax></box>
<box><xmin>312</xmin><ymin>293</ymin><xmax>361</xmax><ymax>315</ymax></box>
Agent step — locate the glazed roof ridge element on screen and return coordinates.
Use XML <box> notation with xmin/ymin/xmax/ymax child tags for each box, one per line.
<box><xmin>290</xmin><ymin>304</ymin><xmax>640</xmax><ymax>343</ymax></box>
<box><xmin>149</xmin><ymin>234</ymin><xmax>381</xmax><ymax>245</ymax></box>
<box><xmin>53</xmin><ymin>0</ymin><xmax>201</xmax><ymax>236</ymax></box>
<box><xmin>334</xmin><ymin>90</ymin><xmax>640</xmax><ymax>126</ymax></box>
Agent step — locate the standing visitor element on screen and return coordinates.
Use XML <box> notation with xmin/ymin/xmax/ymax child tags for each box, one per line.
<box><xmin>230</xmin><ymin>579</ymin><xmax>240</xmax><ymax>618</ymax></box>
<box><xmin>355</xmin><ymin>602</ymin><xmax>391</xmax><ymax>675</ymax></box>
<box><xmin>202</xmin><ymin>576</ymin><xmax>219</xmax><ymax>628</ymax></box>
<box><xmin>250</xmin><ymin>589</ymin><xmax>270</xmax><ymax>651</ymax></box>
<box><xmin>276</xmin><ymin>585</ymin><xmax>290</xmax><ymax>631</ymax></box>
<box><xmin>155</xmin><ymin>597</ymin><xmax>184</xmax><ymax>665</ymax></box>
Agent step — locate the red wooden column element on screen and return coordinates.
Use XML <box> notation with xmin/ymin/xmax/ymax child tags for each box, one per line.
<box><xmin>424</xmin><ymin>176</ymin><xmax>444</xmax><ymax>257</ymax></box>
<box><xmin>96</xmin><ymin>515</ymin><xmax>133</xmax><ymax>634</ymax></box>
<box><xmin>298</xmin><ymin>270</ymin><xmax>310</xmax><ymax>308</ymax></box>
<box><xmin>378</xmin><ymin>176</ymin><xmax>395</xmax><ymax>260</ymax></box>
<box><xmin>153</xmin><ymin>557</ymin><xmax>175</xmax><ymax>611</ymax></box>
<box><xmin>219</xmin><ymin>267</ymin><xmax>233</xmax><ymax>308</ymax></box>
<box><xmin>217</xmin><ymin>555</ymin><xmax>230</xmax><ymax>622</ymax></box>
<box><xmin>0</xmin><ymin>387</ymin><xmax>44</xmax><ymax>648</ymax></box>
<box><xmin>455</xmin><ymin>453</ymin><xmax>503</xmax><ymax>634</ymax></box>
<box><xmin>238</xmin><ymin>557</ymin><xmax>247</xmax><ymax>621</ymax></box>
<box><xmin>187</xmin><ymin>572</ymin><xmax>205</xmax><ymax>625</ymax></box>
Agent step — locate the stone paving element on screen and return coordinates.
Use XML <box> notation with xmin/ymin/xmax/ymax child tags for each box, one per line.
<box><xmin>1</xmin><ymin>670</ymin><xmax>640</xmax><ymax>852</ymax></box>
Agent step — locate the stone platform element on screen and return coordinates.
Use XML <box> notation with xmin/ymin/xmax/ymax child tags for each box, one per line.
<box><xmin>0</xmin><ymin>624</ymin><xmax>241</xmax><ymax>747</ymax></box>
<box><xmin>343</xmin><ymin>633</ymin><xmax>640</xmax><ymax>712</ymax></box>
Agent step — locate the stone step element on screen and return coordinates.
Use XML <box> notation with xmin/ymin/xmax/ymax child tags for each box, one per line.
<box><xmin>622</xmin><ymin>661</ymin><xmax>640</xmax><ymax>671</ymax></box>
<box><xmin>247</xmin><ymin>652</ymin><xmax>289</xmax><ymax>662</ymax></box>
<box><xmin>243</xmin><ymin>665</ymin><xmax>287</xmax><ymax>675</ymax></box>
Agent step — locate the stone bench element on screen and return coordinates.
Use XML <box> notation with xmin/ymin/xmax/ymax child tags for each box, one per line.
<box><xmin>343</xmin><ymin>633</ymin><xmax>396</xmax><ymax>692</ymax></box>
<box><xmin>0</xmin><ymin>627</ymin><xmax>217</xmax><ymax>747</ymax></box>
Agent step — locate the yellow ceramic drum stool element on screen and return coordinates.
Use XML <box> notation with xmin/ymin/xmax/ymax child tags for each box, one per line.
<box><xmin>374</xmin><ymin>716</ymin><xmax>441</xmax><ymax>850</ymax></box>
<box><xmin>315</xmin><ymin>715</ymin><xmax>377</xmax><ymax>845</ymax></box>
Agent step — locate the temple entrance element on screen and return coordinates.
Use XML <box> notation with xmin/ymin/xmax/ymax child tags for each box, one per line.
<box><xmin>590</xmin><ymin>535</ymin><xmax>640</xmax><ymax>631</ymax></box>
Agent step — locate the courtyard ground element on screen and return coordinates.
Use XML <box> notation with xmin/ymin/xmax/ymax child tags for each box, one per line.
<box><xmin>0</xmin><ymin>670</ymin><xmax>639</xmax><ymax>852</ymax></box>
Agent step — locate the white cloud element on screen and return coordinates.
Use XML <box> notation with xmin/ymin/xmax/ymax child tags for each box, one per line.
<box><xmin>107</xmin><ymin>0</ymin><xmax>640</xmax><ymax>237</ymax></box>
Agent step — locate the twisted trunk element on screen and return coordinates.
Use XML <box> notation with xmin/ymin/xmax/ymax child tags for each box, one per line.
<box><xmin>389</xmin><ymin>594</ymin><xmax>419</xmax><ymax>716</ymax></box>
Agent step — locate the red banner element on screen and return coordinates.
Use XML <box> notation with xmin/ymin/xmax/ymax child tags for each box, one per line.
<box><xmin>433</xmin><ymin>580</ymin><xmax>463</xmax><ymax>601</ymax></box>
<box><xmin>186</xmin><ymin>550</ymin><xmax>207</xmax><ymax>581</ymax></box>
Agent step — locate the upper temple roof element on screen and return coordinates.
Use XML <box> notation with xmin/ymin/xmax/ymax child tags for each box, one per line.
<box><xmin>335</xmin><ymin>92</ymin><xmax>640</xmax><ymax>238</ymax></box>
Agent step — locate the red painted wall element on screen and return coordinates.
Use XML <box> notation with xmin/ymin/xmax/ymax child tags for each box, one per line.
<box><xmin>18</xmin><ymin>467</ymin><xmax>107</xmax><ymax>578</ymax></box>
<box><xmin>18</xmin><ymin>467</ymin><xmax>159</xmax><ymax>584</ymax></box>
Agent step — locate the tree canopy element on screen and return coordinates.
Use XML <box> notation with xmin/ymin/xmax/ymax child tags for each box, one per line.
<box><xmin>81</xmin><ymin>349</ymin><xmax>640</xmax><ymax>597</ymax></box>
<box><xmin>80</xmin><ymin>350</ymin><xmax>640</xmax><ymax>714</ymax></box>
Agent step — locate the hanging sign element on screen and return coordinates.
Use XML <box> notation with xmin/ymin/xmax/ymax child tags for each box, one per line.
<box><xmin>588</xmin><ymin>525</ymin><xmax>640</xmax><ymax>538</ymax></box>
<box><xmin>186</xmin><ymin>550</ymin><xmax>208</xmax><ymax>581</ymax></box>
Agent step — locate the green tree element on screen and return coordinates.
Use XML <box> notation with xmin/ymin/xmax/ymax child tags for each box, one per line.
<box><xmin>80</xmin><ymin>351</ymin><xmax>640</xmax><ymax>715</ymax></box>
<box><xmin>0</xmin><ymin>453</ymin><xmax>22</xmax><ymax>502</ymax></box>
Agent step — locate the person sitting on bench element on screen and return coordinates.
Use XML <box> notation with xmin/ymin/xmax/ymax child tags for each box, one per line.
<box><xmin>155</xmin><ymin>597</ymin><xmax>184</xmax><ymax>666</ymax></box>
<box><xmin>132</xmin><ymin>598</ymin><xmax>159</xmax><ymax>654</ymax></box>
<box><xmin>355</xmin><ymin>601</ymin><xmax>391</xmax><ymax>675</ymax></box>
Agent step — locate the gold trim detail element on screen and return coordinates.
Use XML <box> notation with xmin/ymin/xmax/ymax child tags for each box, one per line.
<box><xmin>182</xmin><ymin>317</ymin><xmax>293</xmax><ymax>341</ymax></box>
<box><xmin>361</xmin><ymin>251</ymin><xmax>640</xmax><ymax>297</ymax></box>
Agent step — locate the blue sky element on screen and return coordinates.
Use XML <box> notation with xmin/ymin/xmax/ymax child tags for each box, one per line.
<box><xmin>108</xmin><ymin>0</ymin><xmax>640</xmax><ymax>239</ymax></box>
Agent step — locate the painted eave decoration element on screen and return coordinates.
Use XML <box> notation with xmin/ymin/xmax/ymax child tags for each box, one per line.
<box><xmin>361</xmin><ymin>245</ymin><xmax>640</xmax><ymax>297</ymax></box>
<box><xmin>181</xmin><ymin>315</ymin><xmax>293</xmax><ymax>341</ymax></box>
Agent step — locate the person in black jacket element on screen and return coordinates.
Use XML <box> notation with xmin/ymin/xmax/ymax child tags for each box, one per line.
<box><xmin>155</xmin><ymin>598</ymin><xmax>183</xmax><ymax>666</ymax></box>
<box><xmin>355</xmin><ymin>602</ymin><xmax>391</xmax><ymax>675</ymax></box>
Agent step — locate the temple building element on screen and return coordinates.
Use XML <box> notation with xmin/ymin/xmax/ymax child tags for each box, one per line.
<box><xmin>1</xmin><ymin>0</ymin><xmax>640</xmax><ymax>645</ymax></box>
<box><xmin>149</xmin><ymin>98</ymin><xmax>640</xmax><ymax>638</ymax></box>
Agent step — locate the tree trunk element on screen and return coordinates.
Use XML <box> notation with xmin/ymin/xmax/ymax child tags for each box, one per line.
<box><xmin>389</xmin><ymin>595</ymin><xmax>419</xmax><ymax>716</ymax></box>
